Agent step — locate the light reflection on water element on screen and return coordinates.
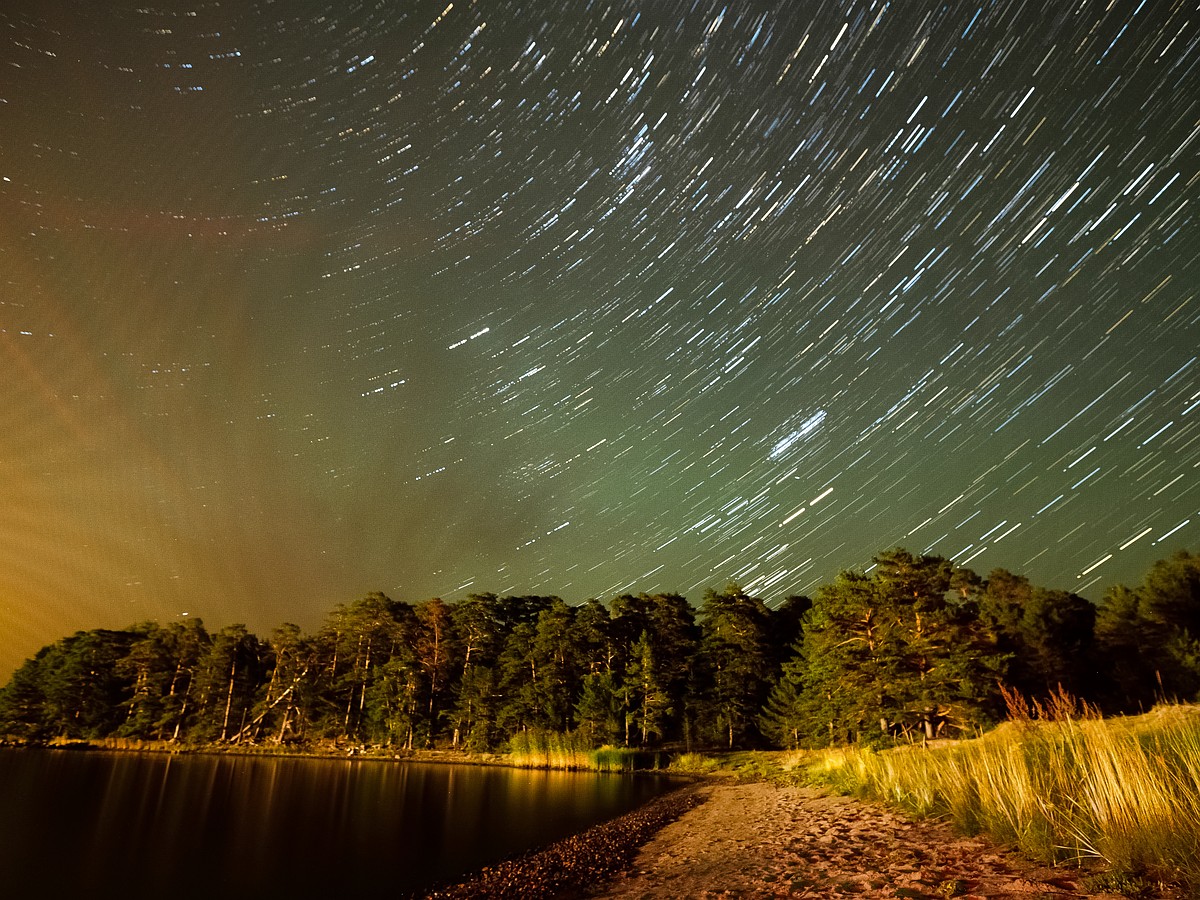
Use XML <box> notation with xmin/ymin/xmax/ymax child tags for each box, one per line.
<box><xmin>0</xmin><ymin>749</ymin><xmax>673</xmax><ymax>899</ymax></box>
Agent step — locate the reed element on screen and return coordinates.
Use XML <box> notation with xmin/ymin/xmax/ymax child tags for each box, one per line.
<box><xmin>506</xmin><ymin>729</ymin><xmax>640</xmax><ymax>772</ymax></box>
<box><xmin>808</xmin><ymin>703</ymin><xmax>1200</xmax><ymax>893</ymax></box>
<box><xmin>589</xmin><ymin>745</ymin><xmax>642</xmax><ymax>772</ymax></box>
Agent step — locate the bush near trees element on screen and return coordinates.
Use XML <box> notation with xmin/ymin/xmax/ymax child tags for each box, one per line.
<box><xmin>1</xmin><ymin>548</ymin><xmax>1197</xmax><ymax>751</ymax></box>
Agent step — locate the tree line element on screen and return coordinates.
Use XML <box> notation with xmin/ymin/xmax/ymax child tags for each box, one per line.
<box><xmin>1</xmin><ymin>548</ymin><xmax>1196</xmax><ymax>750</ymax></box>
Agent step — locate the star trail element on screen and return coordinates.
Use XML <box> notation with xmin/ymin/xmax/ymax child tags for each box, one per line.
<box><xmin>0</xmin><ymin>0</ymin><xmax>1196</xmax><ymax>676</ymax></box>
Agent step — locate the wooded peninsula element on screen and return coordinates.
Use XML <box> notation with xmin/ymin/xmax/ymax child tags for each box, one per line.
<box><xmin>2</xmin><ymin>547</ymin><xmax>1196</xmax><ymax>752</ymax></box>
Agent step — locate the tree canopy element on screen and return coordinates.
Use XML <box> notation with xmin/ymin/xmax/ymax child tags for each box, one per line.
<box><xmin>2</xmin><ymin>547</ymin><xmax>1195</xmax><ymax>751</ymax></box>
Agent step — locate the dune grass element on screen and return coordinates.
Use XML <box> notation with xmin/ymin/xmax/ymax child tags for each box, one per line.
<box><xmin>807</xmin><ymin>702</ymin><xmax>1200</xmax><ymax>894</ymax></box>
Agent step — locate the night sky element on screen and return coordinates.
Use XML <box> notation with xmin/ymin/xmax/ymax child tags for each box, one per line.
<box><xmin>1</xmin><ymin>0</ymin><xmax>1197</xmax><ymax>678</ymax></box>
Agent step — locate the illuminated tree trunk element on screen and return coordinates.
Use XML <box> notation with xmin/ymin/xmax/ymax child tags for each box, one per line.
<box><xmin>219</xmin><ymin>656</ymin><xmax>236</xmax><ymax>742</ymax></box>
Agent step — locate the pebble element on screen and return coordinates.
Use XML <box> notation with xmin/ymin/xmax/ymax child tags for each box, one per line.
<box><xmin>422</xmin><ymin>783</ymin><xmax>705</xmax><ymax>899</ymax></box>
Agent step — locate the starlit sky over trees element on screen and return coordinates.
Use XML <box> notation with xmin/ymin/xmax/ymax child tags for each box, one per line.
<box><xmin>1</xmin><ymin>0</ymin><xmax>1196</xmax><ymax>678</ymax></box>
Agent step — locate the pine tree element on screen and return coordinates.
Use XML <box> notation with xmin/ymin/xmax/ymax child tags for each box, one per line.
<box><xmin>317</xmin><ymin>592</ymin><xmax>414</xmax><ymax>741</ymax></box>
<box><xmin>153</xmin><ymin>618</ymin><xmax>210</xmax><ymax>741</ymax></box>
<box><xmin>414</xmin><ymin>599</ymin><xmax>458</xmax><ymax>743</ymax></box>
<box><xmin>697</xmin><ymin>583</ymin><xmax>772</xmax><ymax>749</ymax></box>
<box><xmin>531</xmin><ymin>599</ymin><xmax>577</xmax><ymax>732</ymax></box>
<box><xmin>794</xmin><ymin>550</ymin><xmax>1004</xmax><ymax>746</ymax></box>
<box><xmin>793</xmin><ymin>569</ymin><xmax>894</xmax><ymax>745</ymax></box>
<box><xmin>574</xmin><ymin>671</ymin><xmax>622</xmax><ymax>746</ymax></box>
<box><xmin>191</xmin><ymin>625</ymin><xmax>265</xmax><ymax>743</ymax></box>
<box><xmin>874</xmin><ymin>549</ymin><xmax>1004</xmax><ymax>738</ymax></box>
<box><xmin>610</xmin><ymin>592</ymin><xmax>698</xmax><ymax>745</ymax></box>
<box><xmin>242</xmin><ymin>623</ymin><xmax>315</xmax><ymax>744</ymax></box>
<box><xmin>1096</xmin><ymin>551</ymin><xmax>1200</xmax><ymax>708</ymax></box>
<box><xmin>448</xmin><ymin>593</ymin><xmax>505</xmax><ymax>748</ymax></box>
<box><xmin>625</xmin><ymin>631</ymin><xmax>671</xmax><ymax>745</ymax></box>
<box><xmin>571</xmin><ymin>598</ymin><xmax>615</xmax><ymax>676</ymax></box>
<box><xmin>365</xmin><ymin>646</ymin><xmax>424</xmax><ymax>749</ymax></box>
<box><xmin>114</xmin><ymin>623</ymin><xmax>175</xmax><ymax>738</ymax></box>
<box><xmin>0</xmin><ymin>651</ymin><xmax>52</xmax><ymax>739</ymax></box>
<box><xmin>760</xmin><ymin>640</ymin><xmax>807</xmax><ymax>749</ymax></box>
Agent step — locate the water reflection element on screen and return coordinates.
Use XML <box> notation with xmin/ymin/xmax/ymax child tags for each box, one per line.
<box><xmin>0</xmin><ymin>749</ymin><xmax>672</xmax><ymax>899</ymax></box>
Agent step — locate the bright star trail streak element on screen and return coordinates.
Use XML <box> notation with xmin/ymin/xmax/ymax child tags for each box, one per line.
<box><xmin>0</xmin><ymin>0</ymin><xmax>1196</xmax><ymax>676</ymax></box>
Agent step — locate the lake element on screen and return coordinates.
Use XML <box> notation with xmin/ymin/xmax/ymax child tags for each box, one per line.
<box><xmin>0</xmin><ymin>748</ymin><xmax>675</xmax><ymax>899</ymax></box>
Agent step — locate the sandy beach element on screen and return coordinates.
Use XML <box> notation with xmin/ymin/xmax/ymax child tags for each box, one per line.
<box><xmin>594</xmin><ymin>782</ymin><xmax>1131</xmax><ymax>899</ymax></box>
<box><xmin>428</xmin><ymin>779</ymin><xmax>1155</xmax><ymax>899</ymax></box>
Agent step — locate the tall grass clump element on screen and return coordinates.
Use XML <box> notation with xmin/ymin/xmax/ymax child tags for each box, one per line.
<box><xmin>667</xmin><ymin>752</ymin><xmax>722</xmax><ymax>776</ymax></box>
<box><xmin>809</xmin><ymin>696</ymin><xmax>1200</xmax><ymax>893</ymax></box>
<box><xmin>506</xmin><ymin>730</ymin><xmax>639</xmax><ymax>772</ymax></box>
<box><xmin>663</xmin><ymin>749</ymin><xmax>817</xmax><ymax>782</ymax></box>
<box><xmin>588</xmin><ymin>745</ymin><xmax>640</xmax><ymax>772</ymax></box>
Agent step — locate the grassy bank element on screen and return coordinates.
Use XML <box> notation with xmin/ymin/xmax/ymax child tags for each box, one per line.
<box><xmin>806</xmin><ymin>703</ymin><xmax>1200</xmax><ymax>895</ymax></box>
<box><xmin>656</xmin><ymin>704</ymin><xmax>1200</xmax><ymax>894</ymax></box>
<box><xmin>666</xmin><ymin>749</ymin><xmax>808</xmax><ymax>782</ymax></box>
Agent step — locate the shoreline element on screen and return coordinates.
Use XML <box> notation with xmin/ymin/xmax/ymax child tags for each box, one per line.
<box><xmin>422</xmin><ymin>781</ymin><xmax>706</xmax><ymax>899</ymax></box>
<box><xmin>418</xmin><ymin>780</ymin><xmax>1157</xmax><ymax>899</ymax></box>
<box><xmin>590</xmin><ymin>782</ymin><xmax>1152</xmax><ymax>900</ymax></box>
<box><xmin>7</xmin><ymin>741</ymin><xmax>1182</xmax><ymax>897</ymax></box>
<box><xmin>1</xmin><ymin>740</ymin><xmax>695</xmax><ymax>899</ymax></box>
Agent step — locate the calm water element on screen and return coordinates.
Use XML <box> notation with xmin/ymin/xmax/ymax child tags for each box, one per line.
<box><xmin>0</xmin><ymin>749</ymin><xmax>674</xmax><ymax>899</ymax></box>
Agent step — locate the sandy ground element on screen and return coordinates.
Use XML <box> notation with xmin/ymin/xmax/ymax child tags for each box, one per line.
<box><xmin>591</xmin><ymin>782</ymin><xmax>1131</xmax><ymax>899</ymax></box>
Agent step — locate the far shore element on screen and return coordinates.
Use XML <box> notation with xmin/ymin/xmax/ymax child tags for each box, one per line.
<box><xmin>14</xmin><ymin>736</ymin><xmax>509</xmax><ymax>765</ymax></box>
<box><xmin>1</xmin><ymin>735</ymin><xmax>683</xmax><ymax>775</ymax></box>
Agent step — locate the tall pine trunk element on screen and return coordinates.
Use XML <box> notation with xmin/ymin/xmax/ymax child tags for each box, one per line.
<box><xmin>219</xmin><ymin>657</ymin><xmax>237</xmax><ymax>742</ymax></box>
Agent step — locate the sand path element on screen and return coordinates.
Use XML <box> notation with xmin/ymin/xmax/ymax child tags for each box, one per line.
<box><xmin>592</xmin><ymin>782</ymin><xmax>1126</xmax><ymax>899</ymax></box>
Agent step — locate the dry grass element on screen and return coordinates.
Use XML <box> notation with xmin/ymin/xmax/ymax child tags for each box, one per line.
<box><xmin>807</xmin><ymin>703</ymin><xmax>1200</xmax><ymax>893</ymax></box>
